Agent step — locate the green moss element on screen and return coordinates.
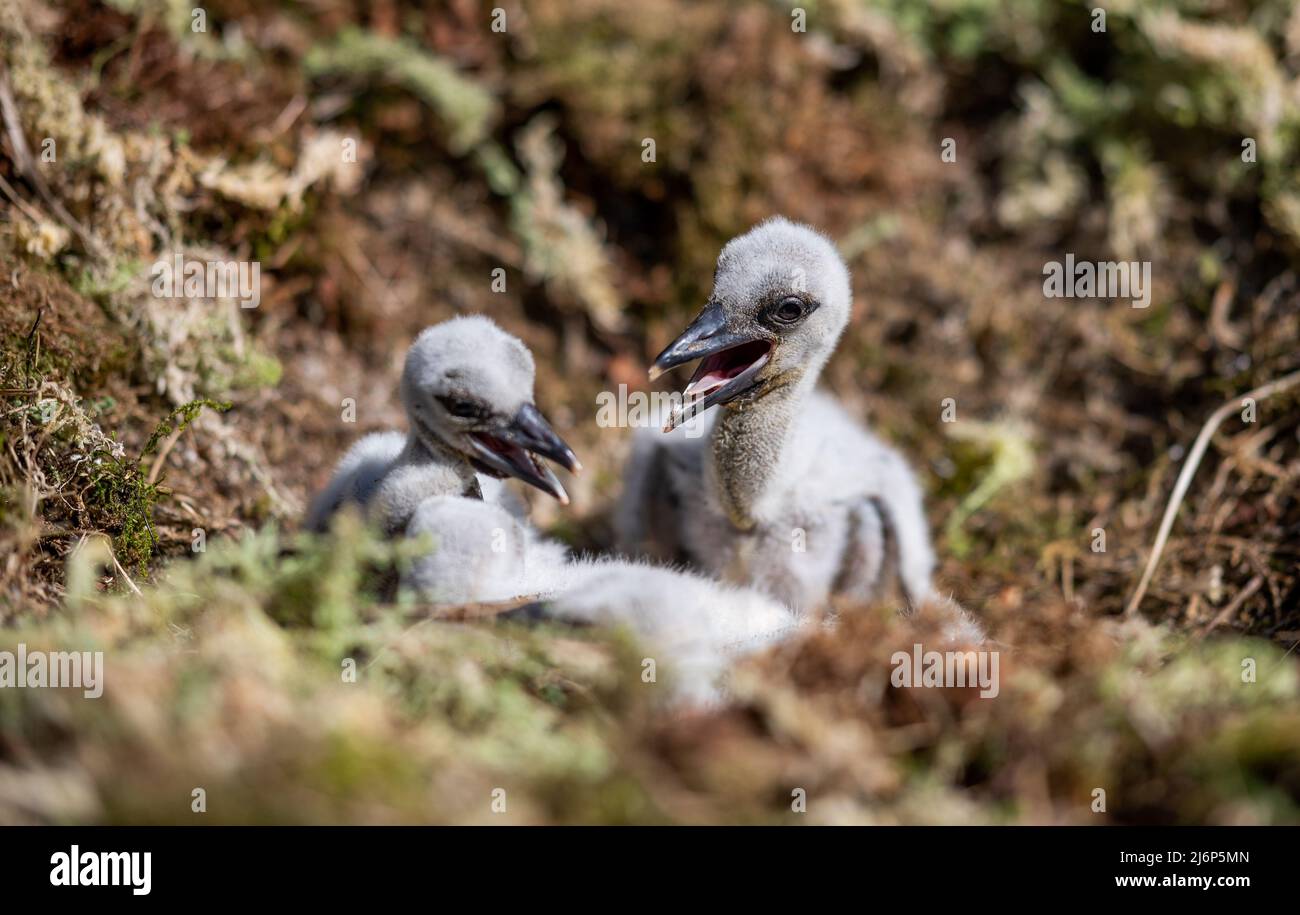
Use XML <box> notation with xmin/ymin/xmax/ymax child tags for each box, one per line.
<box><xmin>84</xmin><ymin>399</ymin><xmax>232</xmax><ymax>576</ymax></box>
<box><xmin>228</xmin><ymin>349</ymin><xmax>282</xmax><ymax>390</ymax></box>
<box><xmin>71</xmin><ymin>258</ymin><xmax>142</xmax><ymax>303</ymax></box>
<box><xmin>304</xmin><ymin>27</ymin><xmax>498</xmax><ymax>155</ymax></box>
<box><xmin>140</xmin><ymin>398</ymin><xmax>231</xmax><ymax>458</ymax></box>
<box><xmin>87</xmin><ymin>456</ymin><xmax>159</xmax><ymax>576</ymax></box>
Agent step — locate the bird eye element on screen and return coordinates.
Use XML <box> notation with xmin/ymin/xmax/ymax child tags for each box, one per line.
<box><xmin>438</xmin><ymin>396</ymin><xmax>485</xmax><ymax>420</ymax></box>
<box><xmin>770</xmin><ymin>296</ymin><xmax>807</xmax><ymax>325</ymax></box>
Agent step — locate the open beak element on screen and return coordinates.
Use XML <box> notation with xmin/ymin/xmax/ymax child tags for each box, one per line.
<box><xmin>468</xmin><ymin>403</ymin><xmax>582</xmax><ymax>504</ymax></box>
<box><xmin>649</xmin><ymin>302</ymin><xmax>772</xmax><ymax>432</ymax></box>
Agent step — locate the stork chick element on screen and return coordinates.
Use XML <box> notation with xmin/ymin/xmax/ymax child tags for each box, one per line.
<box><xmin>305</xmin><ymin>316</ymin><xmax>580</xmax><ymax>536</ymax></box>
<box><xmin>616</xmin><ymin>217</ymin><xmax>938</xmax><ymax>614</ymax></box>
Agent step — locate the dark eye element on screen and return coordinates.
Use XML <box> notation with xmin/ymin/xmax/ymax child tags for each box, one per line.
<box><xmin>770</xmin><ymin>296</ymin><xmax>807</xmax><ymax>325</ymax></box>
<box><xmin>438</xmin><ymin>396</ymin><xmax>485</xmax><ymax>419</ymax></box>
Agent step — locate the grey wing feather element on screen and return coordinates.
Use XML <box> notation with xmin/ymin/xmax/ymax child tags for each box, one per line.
<box><xmin>304</xmin><ymin>431</ymin><xmax>405</xmax><ymax>533</ymax></box>
<box><xmin>615</xmin><ymin>427</ymin><xmax>689</xmax><ymax>563</ymax></box>
<box><xmin>831</xmin><ymin>497</ymin><xmax>888</xmax><ymax>603</ymax></box>
<box><xmin>865</xmin><ymin>449</ymin><xmax>936</xmax><ymax>607</ymax></box>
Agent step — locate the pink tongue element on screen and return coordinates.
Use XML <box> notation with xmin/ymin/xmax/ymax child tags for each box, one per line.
<box><xmin>684</xmin><ymin>370</ymin><xmax>729</xmax><ymax>398</ymax></box>
<box><xmin>684</xmin><ymin>352</ymin><xmax>749</xmax><ymax>398</ymax></box>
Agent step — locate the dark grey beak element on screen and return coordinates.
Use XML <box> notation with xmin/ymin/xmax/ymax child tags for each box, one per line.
<box><xmin>468</xmin><ymin>404</ymin><xmax>581</xmax><ymax>504</ymax></box>
<box><xmin>649</xmin><ymin>301</ymin><xmax>773</xmax><ymax>431</ymax></box>
<box><xmin>648</xmin><ymin>302</ymin><xmax>753</xmax><ymax>381</ymax></box>
<box><xmin>498</xmin><ymin>403</ymin><xmax>582</xmax><ymax>474</ymax></box>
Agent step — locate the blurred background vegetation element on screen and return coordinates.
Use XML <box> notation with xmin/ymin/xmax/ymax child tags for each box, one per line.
<box><xmin>0</xmin><ymin>0</ymin><xmax>1297</xmax><ymax>824</ymax></box>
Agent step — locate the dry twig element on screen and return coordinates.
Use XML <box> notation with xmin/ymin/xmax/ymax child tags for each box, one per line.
<box><xmin>1125</xmin><ymin>370</ymin><xmax>1300</xmax><ymax>617</ymax></box>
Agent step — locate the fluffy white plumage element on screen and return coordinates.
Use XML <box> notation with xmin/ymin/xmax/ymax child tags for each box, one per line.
<box><xmin>402</xmin><ymin>495</ymin><xmax>804</xmax><ymax>704</ymax></box>
<box><xmin>547</xmin><ymin>561</ymin><xmax>803</xmax><ymax>705</ymax></box>
<box><xmin>402</xmin><ymin>496</ymin><xmax>566</xmax><ymax>603</ymax></box>
<box><xmin>616</xmin><ymin>216</ymin><xmax>940</xmax><ymax>616</ymax></box>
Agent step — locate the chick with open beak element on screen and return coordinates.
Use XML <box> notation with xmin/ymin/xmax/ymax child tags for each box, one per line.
<box><xmin>305</xmin><ymin>316</ymin><xmax>580</xmax><ymax>536</ymax></box>
<box><xmin>616</xmin><ymin>217</ymin><xmax>950</xmax><ymax>621</ymax></box>
<box><xmin>397</xmin><ymin>316</ymin><xmax>581</xmax><ymax>506</ymax></box>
